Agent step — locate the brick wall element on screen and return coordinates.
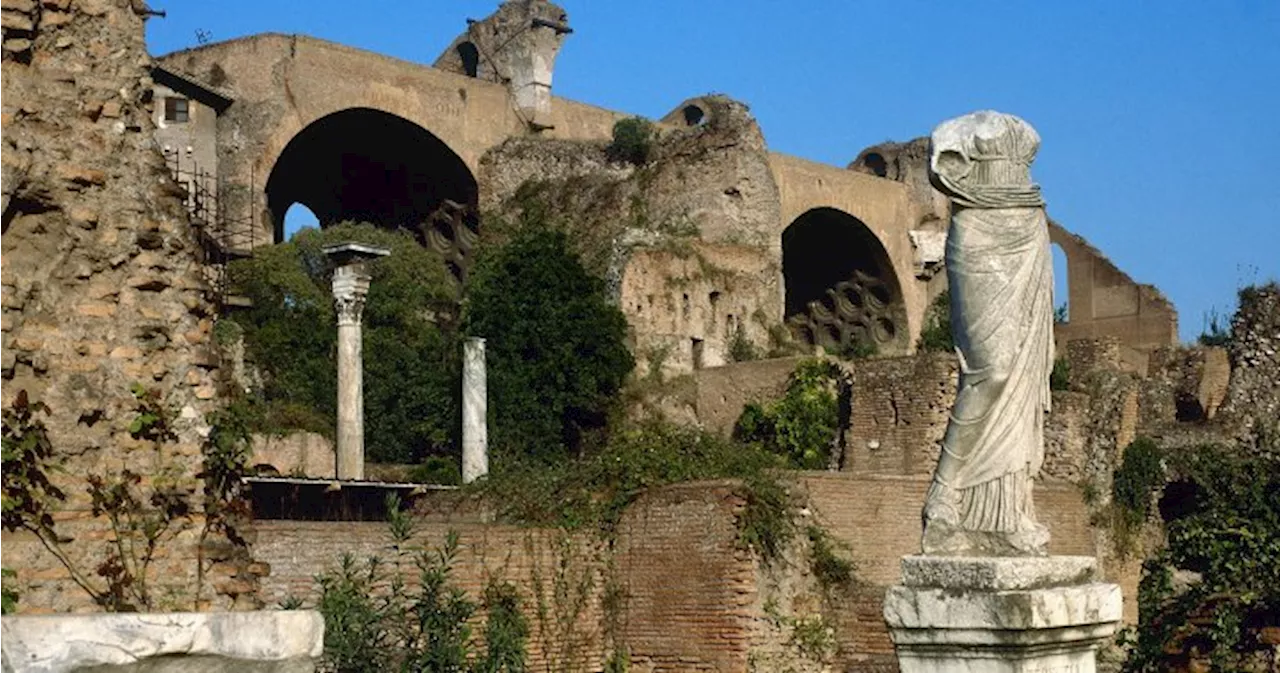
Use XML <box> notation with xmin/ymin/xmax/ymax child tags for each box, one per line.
<box><xmin>615</xmin><ymin>481</ymin><xmax>757</xmax><ymax>672</ymax></box>
<box><xmin>251</xmin><ymin>473</ymin><xmax>1119</xmax><ymax>673</ymax></box>
<box><xmin>842</xmin><ymin>353</ymin><xmax>957</xmax><ymax>476</ymax></box>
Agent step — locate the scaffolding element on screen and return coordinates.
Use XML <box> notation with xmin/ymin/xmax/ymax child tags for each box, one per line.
<box><xmin>164</xmin><ymin>151</ymin><xmax>258</xmax><ymax>309</ymax></box>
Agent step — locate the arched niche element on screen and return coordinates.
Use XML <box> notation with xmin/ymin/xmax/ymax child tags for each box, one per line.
<box><xmin>782</xmin><ymin>207</ymin><xmax>908</xmax><ymax>355</ymax></box>
<box><xmin>264</xmin><ymin>107</ymin><xmax>480</xmax><ymax>281</ymax></box>
<box><xmin>1052</xmin><ymin>241</ymin><xmax>1070</xmax><ymax>323</ymax></box>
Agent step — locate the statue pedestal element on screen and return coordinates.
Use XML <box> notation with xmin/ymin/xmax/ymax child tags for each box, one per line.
<box><xmin>884</xmin><ymin>556</ymin><xmax>1121</xmax><ymax>673</ymax></box>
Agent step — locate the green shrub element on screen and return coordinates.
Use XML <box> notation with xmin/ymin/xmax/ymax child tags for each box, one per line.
<box><xmin>315</xmin><ymin>500</ymin><xmax>530</xmax><ymax>673</ymax></box>
<box><xmin>734</xmin><ymin>359</ymin><xmax>843</xmax><ymax>469</ymax></box>
<box><xmin>408</xmin><ymin>455</ymin><xmax>462</xmax><ymax>486</ymax></box>
<box><xmin>806</xmin><ymin>525</ymin><xmax>855</xmax><ymax>590</ymax></box>
<box><xmin>316</xmin><ymin>555</ymin><xmax>397</xmax><ymax>673</ymax></box>
<box><xmin>478</xmin><ymin>580</ymin><xmax>529</xmax><ymax>673</ymax></box>
<box><xmin>1198</xmin><ymin>308</ymin><xmax>1232</xmax><ymax>347</ymax></box>
<box><xmin>462</xmin><ymin>226</ymin><xmax>633</xmax><ymax>463</ymax></box>
<box><xmin>606</xmin><ymin>117</ymin><xmax>657</xmax><ymax>165</ymax></box>
<box><xmin>737</xmin><ymin>475</ymin><xmax>795</xmax><ymax>567</ymax></box>
<box><xmin>916</xmin><ymin>290</ymin><xmax>954</xmax><ymax>353</ymax></box>
<box><xmin>1</xmin><ymin>568</ymin><xmax>17</xmax><ymax>614</ymax></box>
<box><xmin>728</xmin><ymin>325</ymin><xmax>760</xmax><ymax>363</ymax></box>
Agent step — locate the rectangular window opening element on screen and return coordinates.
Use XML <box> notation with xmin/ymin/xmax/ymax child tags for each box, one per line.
<box><xmin>164</xmin><ymin>97</ymin><xmax>190</xmax><ymax>123</ymax></box>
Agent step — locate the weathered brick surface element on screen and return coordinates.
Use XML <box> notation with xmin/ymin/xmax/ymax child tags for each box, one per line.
<box><xmin>615</xmin><ymin>481</ymin><xmax>757</xmax><ymax>672</ymax></box>
<box><xmin>256</xmin><ymin>519</ymin><xmax>608</xmax><ymax>671</ymax></box>
<box><xmin>1</xmin><ymin>0</ymin><xmax>243</xmax><ymax>612</ymax></box>
<box><xmin>251</xmin><ymin>474</ymin><xmax>1109</xmax><ymax>672</ymax></box>
<box><xmin>842</xmin><ymin>353</ymin><xmax>957</xmax><ymax>476</ymax></box>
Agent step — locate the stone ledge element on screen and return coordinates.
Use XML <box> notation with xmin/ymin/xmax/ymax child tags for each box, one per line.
<box><xmin>900</xmin><ymin>555</ymin><xmax>1098</xmax><ymax>591</ymax></box>
<box><xmin>0</xmin><ymin>610</ymin><xmax>324</xmax><ymax>673</ymax></box>
<box><xmin>884</xmin><ymin>582</ymin><xmax>1122</xmax><ymax>631</ymax></box>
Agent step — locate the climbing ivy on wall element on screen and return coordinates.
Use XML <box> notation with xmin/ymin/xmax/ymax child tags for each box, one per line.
<box><xmin>1118</xmin><ymin>438</ymin><xmax>1280</xmax><ymax>672</ymax></box>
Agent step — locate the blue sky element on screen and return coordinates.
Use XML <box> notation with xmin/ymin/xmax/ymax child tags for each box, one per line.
<box><xmin>147</xmin><ymin>1</ymin><xmax>1279</xmax><ymax>342</ymax></box>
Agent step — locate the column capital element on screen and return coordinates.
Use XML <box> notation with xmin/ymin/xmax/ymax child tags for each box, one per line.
<box><xmin>332</xmin><ymin>266</ymin><xmax>371</xmax><ymax>326</ymax></box>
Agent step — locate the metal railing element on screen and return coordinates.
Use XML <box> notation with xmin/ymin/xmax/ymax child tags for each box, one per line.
<box><xmin>164</xmin><ymin>151</ymin><xmax>258</xmax><ymax>308</ymax></box>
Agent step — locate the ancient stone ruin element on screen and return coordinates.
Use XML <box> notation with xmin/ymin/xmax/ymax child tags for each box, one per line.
<box><xmin>3</xmin><ymin>0</ymin><xmax>1277</xmax><ymax>671</ymax></box>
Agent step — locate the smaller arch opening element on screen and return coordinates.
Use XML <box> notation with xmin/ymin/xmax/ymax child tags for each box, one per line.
<box><xmin>1052</xmin><ymin>242</ymin><xmax>1070</xmax><ymax>323</ymax></box>
<box><xmin>458</xmin><ymin>42</ymin><xmax>481</xmax><ymax>77</ymax></box>
<box><xmin>282</xmin><ymin>202</ymin><xmax>319</xmax><ymax>242</ymax></box>
<box><xmin>682</xmin><ymin>105</ymin><xmax>706</xmax><ymax>127</ymax></box>
<box><xmin>863</xmin><ymin>152</ymin><xmax>887</xmax><ymax>178</ymax></box>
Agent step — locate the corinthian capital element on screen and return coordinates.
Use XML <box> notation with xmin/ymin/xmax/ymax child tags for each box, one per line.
<box><xmin>331</xmin><ymin>265</ymin><xmax>372</xmax><ymax>326</ymax></box>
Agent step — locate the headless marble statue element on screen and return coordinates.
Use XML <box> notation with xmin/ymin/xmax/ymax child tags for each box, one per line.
<box><xmin>922</xmin><ymin>111</ymin><xmax>1054</xmax><ymax>556</ymax></box>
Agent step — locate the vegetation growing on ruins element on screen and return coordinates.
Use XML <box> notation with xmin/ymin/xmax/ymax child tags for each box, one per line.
<box><xmin>462</xmin><ymin>225</ymin><xmax>634</xmax><ymax>462</ymax></box>
<box><xmin>1</xmin><ymin>387</ymin><xmax>236</xmax><ymax>612</ymax></box>
<box><xmin>916</xmin><ymin>290</ymin><xmax>955</xmax><ymax>354</ymax></box>
<box><xmin>226</xmin><ymin>222</ymin><xmax>461</xmax><ymax>464</ymax></box>
<box><xmin>313</xmin><ymin>497</ymin><xmax>531</xmax><ymax>673</ymax></box>
<box><xmin>1115</xmin><ymin>438</ymin><xmax>1280</xmax><ymax>672</ymax></box>
<box><xmin>1</xmin><ymin>569</ymin><xmax>16</xmax><ymax>615</ymax></box>
<box><xmin>606</xmin><ymin>116</ymin><xmax>658</xmax><ymax>165</ymax></box>
<box><xmin>478</xmin><ymin>420</ymin><xmax>786</xmax><ymax>537</ymax></box>
<box><xmin>734</xmin><ymin>358</ymin><xmax>846</xmax><ymax>470</ymax></box>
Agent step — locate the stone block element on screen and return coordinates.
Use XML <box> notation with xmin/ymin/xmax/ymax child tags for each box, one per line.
<box><xmin>0</xmin><ymin>610</ymin><xmax>323</xmax><ymax>672</ymax></box>
<box><xmin>55</xmin><ymin>165</ymin><xmax>107</xmax><ymax>187</ymax></box>
<box><xmin>899</xmin><ymin>555</ymin><xmax>1099</xmax><ymax>591</ymax></box>
<box><xmin>41</xmin><ymin>9</ymin><xmax>70</xmax><ymax>26</ymax></box>
<box><xmin>0</xmin><ymin>10</ymin><xmax>34</xmax><ymax>32</ymax></box>
<box><xmin>884</xmin><ymin>556</ymin><xmax>1122</xmax><ymax>673</ymax></box>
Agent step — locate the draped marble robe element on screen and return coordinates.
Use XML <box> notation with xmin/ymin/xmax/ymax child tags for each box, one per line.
<box><xmin>922</xmin><ymin>111</ymin><xmax>1054</xmax><ymax>556</ymax></box>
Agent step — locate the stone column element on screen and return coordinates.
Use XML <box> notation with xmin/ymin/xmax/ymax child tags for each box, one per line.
<box><xmin>324</xmin><ymin>243</ymin><xmax>390</xmax><ymax>481</ymax></box>
<box><xmin>461</xmin><ymin>337</ymin><xmax>488</xmax><ymax>483</ymax></box>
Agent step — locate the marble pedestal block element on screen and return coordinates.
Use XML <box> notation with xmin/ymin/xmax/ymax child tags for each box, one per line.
<box><xmin>884</xmin><ymin>556</ymin><xmax>1121</xmax><ymax>673</ymax></box>
<box><xmin>1</xmin><ymin>610</ymin><xmax>324</xmax><ymax>672</ymax></box>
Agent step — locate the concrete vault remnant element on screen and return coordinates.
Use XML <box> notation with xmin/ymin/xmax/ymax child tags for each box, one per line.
<box><xmin>264</xmin><ymin>108</ymin><xmax>480</xmax><ymax>280</ymax></box>
<box><xmin>434</xmin><ymin>0</ymin><xmax>572</xmax><ymax>130</ymax></box>
<box><xmin>783</xmin><ymin>207</ymin><xmax>908</xmax><ymax>356</ymax></box>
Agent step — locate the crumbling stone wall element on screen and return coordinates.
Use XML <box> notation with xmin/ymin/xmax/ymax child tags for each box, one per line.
<box><xmin>432</xmin><ymin>0</ymin><xmax>571</xmax><ymax>129</ymax></box>
<box><xmin>1049</xmin><ymin>220</ymin><xmax>1179</xmax><ymax>351</ymax></box>
<box><xmin>1</xmin><ymin>0</ymin><xmax>253</xmax><ymax>611</ymax></box>
<box><xmin>1216</xmin><ymin>283</ymin><xmax>1280</xmax><ymax>446</ymax></box>
<box><xmin>480</xmin><ymin>95</ymin><xmax>786</xmax><ymax>374</ymax></box>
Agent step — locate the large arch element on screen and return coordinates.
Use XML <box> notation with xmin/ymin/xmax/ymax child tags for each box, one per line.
<box><xmin>782</xmin><ymin>207</ymin><xmax>908</xmax><ymax>355</ymax></box>
<box><xmin>264</xmin><ymin>107</ymin><xmax>480</xmax><ymax>280</ymax></box>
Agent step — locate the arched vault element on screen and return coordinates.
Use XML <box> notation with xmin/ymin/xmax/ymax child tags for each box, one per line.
<box><xmin>782</xmin><ymin>207</ymin><xmax>908</xmax><ymax>355</ymax></box>
<box><xmin>264</xmin><ymin>107</ymin><xmax>479</xmax><ymax>280</ymax></box>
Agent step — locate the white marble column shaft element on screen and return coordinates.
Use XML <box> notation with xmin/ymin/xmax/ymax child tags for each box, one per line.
<box><xmin>462</xmin><ymin>337</ymin><xmax>488</xmax><ymax>483</ymax></box>
<box><xmin>333</xmin><ymin>265</ymin><xmax>370</xmax><ymax>481</ymax></box>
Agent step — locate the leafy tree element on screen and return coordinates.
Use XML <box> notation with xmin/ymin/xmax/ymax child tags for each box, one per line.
<box><xmin>461</xmin><ymin>226</ymin><xmax>633</xmax><ymax>462</ymax></box>
<box><xmin>227</xmin><ymin>222</ymin><xmax>460</xmax><ymax>464</ymax></box>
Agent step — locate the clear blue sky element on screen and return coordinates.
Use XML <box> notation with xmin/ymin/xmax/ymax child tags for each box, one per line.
<box><xmin>146</xmin><ymin>1</ymin><xmax>1280</xmax><ymax>342</ymax></box>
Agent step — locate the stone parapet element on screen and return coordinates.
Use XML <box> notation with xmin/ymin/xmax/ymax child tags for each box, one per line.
<box><xmin>884</xmin><ymin>556</ymin><xmax>1122</xmax><ymax>673</ymax></box>
<box><xmin>0</xmin><ymin>610</ymin><xmax>324</xmax><ymax>673</ymax></box>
